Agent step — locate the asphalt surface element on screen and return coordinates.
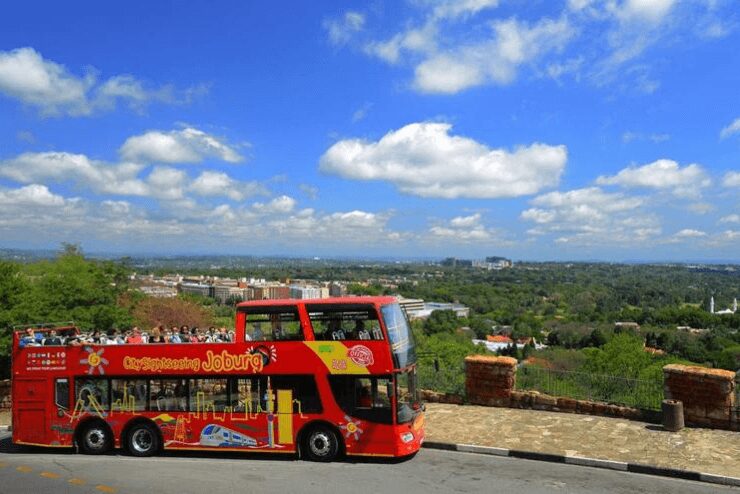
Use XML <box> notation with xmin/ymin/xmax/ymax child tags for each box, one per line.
<box><xmin>0</xmin><ymin>432</ymin><xmax>736</xmax><ymax>494</ymax></box>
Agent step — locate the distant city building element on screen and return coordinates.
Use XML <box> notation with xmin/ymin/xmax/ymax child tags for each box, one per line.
<box><xmin>328</xmin><ymin>282</ymin><xmax>347</xmax><ymax>297</ymax></box>
<box><xmin>180</xmin><ymin>282</ymin><xmax>214</xmax><ymax>299</ymax></box>
<box><xmin>213</xmin><ymin>285</ymin><xmax>246</xmax><ymax>304</ymax></box>
<box><xmin>473</xmin><ymin>336</ymin><xmax>545</xmax><ymax>352</ymax></box>
<box><xmin>399</xmin><ymin>299</ymin><xmax>470</xmax><ymax>320</ymax></box>
<box><xmin>250</xmin><ymin>284</ymin><xmax>290</xmax><ymax>300</ymax></box>
<box><xmin>289</xmin><ymin>285</ymin><xmax>322</xmax><ymax>300</ymax></box>
<box><xmin>440</xmin><ymin>257</ymin><xmax>473</xmax><ymax>267</ymax></box>
<box><xmin>614</xmin><ymin>321</ymin><xmax>640</xmax><ymax>331</ymax></box>
<box><xmin>677</xmin><ymin>326</ymin><xmax>709</xmax><ymax>335</ymax></box>
<box><xmin>396</xmin><ymin>296</ymin><xmax>425</xmax><ymax>315</ymax></box>
<box><xmin>443</xmin><ymin>256</ymin><xmax>512</xmax><ymax>270</ymax></box>
<box><xmin>138</xmin><ymin>286</ymin><xmax>177</xmax><ymax>298</ymax></box>
<box><xmin>710</xmin><ymin>296</ymin><xmax>737</xmax><ymax>315</ymax></box>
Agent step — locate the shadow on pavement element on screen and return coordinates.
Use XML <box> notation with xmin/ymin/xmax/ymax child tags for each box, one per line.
<box><xmin>644</xmin><ymin>424</ymin><xmax>668</xmax><ymax>432</ymax></box>
<box><xmin>0</xmin><ymin>434</ymin><xmax>416</xmax><ymax>465</ymax></box>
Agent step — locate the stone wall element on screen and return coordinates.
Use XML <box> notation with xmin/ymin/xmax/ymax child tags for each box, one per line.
<box><xmin>663</xmin><ymin>364</ymin><xmax>737</xmax><ymax>430</ymax></box>
<box><xmin>464</xmin><ymin>355</ymin><xmax>517</xmax><ymax>407</ymax></box>
<box><xmin>509</xmin><ymin>389</ymin><xmax>657</xmax><ymax>422</ymax></box>
<box><xmin>437</xmin><ymin>359</ymin><xmax>737</xmax><ymax>430</ymax></box>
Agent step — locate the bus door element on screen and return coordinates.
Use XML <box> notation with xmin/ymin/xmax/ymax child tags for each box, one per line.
<box><xmin>13</xmin><ymin>377</ymin><xmax>49</xmax><ymax>444</ymax></box>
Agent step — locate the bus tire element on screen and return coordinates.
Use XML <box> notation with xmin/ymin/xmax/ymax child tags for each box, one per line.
<box><xmin>126</xmin><ymin>422</ymin><xmax>160</xmax><ymax>457</ymax></box>
<box><xmin>78</xmin><ymin>421</ymin><xmax>113</xmax><ymax>455</ymax></box>
<box><xmin>302</xmin><ymin>424</ymin><xmax>341</xmax><ymax>462</ymax></box>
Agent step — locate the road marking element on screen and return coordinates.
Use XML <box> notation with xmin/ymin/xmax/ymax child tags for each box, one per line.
<box><xmin>40</xmin><ymin>471</ymin><xmax>62</xmax><ymax>479</ymax></box>
<box><xmin>16</xmin><ymin>465</ymin><xmax>33</xmax><ymax>473</ymax></box>
<box><xmin>68</xmin><ymin>478</ymin><xmax>87</xmax><ymax>485</ymax></box>
<box><xmin>0</xmin><ymin>462</ymin><xmax>7</xmax><ymax>468</ymax></box>
<box><xmin>96</xmin><ymin>485</ymin><xmax>117</xmax><ymax>493</ymax></box>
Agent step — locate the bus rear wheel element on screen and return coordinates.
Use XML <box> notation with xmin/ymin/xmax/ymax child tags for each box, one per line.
<box><xmin>126</xmin><ymin>423</ymin><xmax>160</xmax><ymax>457</ymax></box>
<box><xmin>78</xmin><ymin>422</ymin><xmax>112</xmax><ymax>455</ymax></box>
<box><xmin>302</xmin><ymin>425</ymin><xmax>340</xmax><ymax>462</ymax></box>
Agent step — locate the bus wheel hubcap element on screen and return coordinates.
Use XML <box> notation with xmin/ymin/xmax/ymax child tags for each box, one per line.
<box><xmin>310</xmin><ymin>432</ymin><xmax>331</xmax><ymax>456</ymax></box>
<box><xmin>85</xmin><ymin>429</ymin><xmax>105</xmax><ymax>449</ymax></box>
<box><xmin>132</xmin><ymin>430</ymin><xmax>152</xmax><ymax>453</ymax></box>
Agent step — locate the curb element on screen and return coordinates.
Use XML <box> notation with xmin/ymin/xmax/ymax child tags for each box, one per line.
<box><xmin>422</xmin><ymin>442</ymin><xmax>740</xmax><ymax>488</ymax></box>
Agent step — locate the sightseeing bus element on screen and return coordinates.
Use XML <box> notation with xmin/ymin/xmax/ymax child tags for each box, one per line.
<box><xmin>10</xmin><ymin>296</ymin><xmax>424</xmax><ymax>461</ymax></box>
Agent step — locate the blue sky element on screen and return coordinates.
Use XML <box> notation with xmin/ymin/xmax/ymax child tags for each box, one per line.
<box><xmin>0</xmin><ymin>0</ymin><xmax>738</xmax><ymax>261</ymax></box>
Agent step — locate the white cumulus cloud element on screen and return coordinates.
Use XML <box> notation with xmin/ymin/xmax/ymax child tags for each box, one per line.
<box><xmin>0</xmin><ymin>47</ymin><xmax>204</xmax><ymax>116</ymax></box>
<box><xmin>319</xmin><ymin>122</ymin><xmax>566</xmax><ymax>199</ymax></box>
<box><xmin>324</xmin><ymin>11</ymin><xmax>365</xmax><ymax>46</ymax></box>
<box><xmin>0</xmin><ymin>152</ymin><xmax>148</xmax><ymax>196</ymax></box>
<box><xmin>720</xmin><ymin>118</ymin><xmax>740</xmax><ymax>139</ymax></box>
<box><xmin>253</xmin><ymin>195</ymin><xmax>297</xmax><ymax>214</ymax></box>
<box><xmin>719</xmin><ymin>214</ymin><xmax>740</xmax><ymax>224</ymax></box>
<box><xmin>119</xmin><ymin>127</ymin><xmax>243</xmax><ymax>164</ymax></box>
<box><xmin>429</xmin><ymin>213</ymin><xmax>492</xmax><ymax>241</ymax></box>
<box><xmin>722</xmin><ymin>171</ymin><xmax>740</xmax><ymax>188</ymax></box>
<box><xmin>413</xmin><ymin>17</ymin><xmax>574</xmax><ymax>93</ymax></box>
<box><xmin>520</xmin><ymin>187</ymin><xmax>660</xmax><ymax>246</ymax></box>
<box><xmin>613</xmin><ymin>0</ymin><xmax>677</xmax><ymax>24</ymax></box>
<box><xmin>0</xmin><ymin>150</ymin><xmax>263</xmax><ymax>202</ymax></box>
<box><xmin>0</xmin><ymin>184</ymin><xmax>67</xmax><ymax>207</ymax></box>
<box><xmin>596</xmin><ymin>159</ymin><xmax>711</xmax><ymax>197</ymax></box>
<box><xmin>189</xmin><ymin>171</ymin><xmax>266</xmax><ymax>202</ymax></box>
<box><xmin>671</xmin><ymin>229</ymin><xmax>707</xmax><ymax>240</ymax></box>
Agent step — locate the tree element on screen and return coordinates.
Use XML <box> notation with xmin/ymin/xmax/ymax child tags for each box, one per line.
<box><xmin>225</xmin><ymin>294</ymin><xmax>244</xmax><ymax>306</ymax></box>
<box><xmin>11</xmin><ymin>250</ymin><xmax>132</xmax><ymax>331</ymax></box>
<box><xmin>133</xmin><ymin>296</ymin><xmax>214</xmax><ymax>329</ymax></box>
<box><xmin>0</xmin><ymin>261</ymin><xmax>27</xmax><ymax>377</ymax></box>
<box><xmin>423</xmin><ymin>310</ymin><xmax>459</xmax><ymax>335</ymax></box>
<box><xmin>715</xmin><ymin>345</ymin><xmax>740</xmax><ymax>371</ymax></box>
<box><xmin>583</xmin><ymin>333</ymin><xmax>651</xmax><ymax>379</ymax></box>
<box><xmin>588</xmin><ymin>328</ymin><xmax>607</xmax><ymax>348</ymax></box>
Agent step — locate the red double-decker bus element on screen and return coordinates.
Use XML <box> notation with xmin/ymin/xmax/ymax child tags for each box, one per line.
<box><xmin>10</xmin><ymin>296</ymin><xmax>424</xmax><ymax>461</ymax></box>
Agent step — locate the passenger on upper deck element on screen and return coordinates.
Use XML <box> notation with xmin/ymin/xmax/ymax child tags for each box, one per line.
<box><xmin>149</xmin><ymin>326</ymin><xmax>165</xmax><ymax>343</ymax></box>
<box><xmin>169</xmin><ymin>326</ymin><xmax>182</xmax><ymax>343</ymax></box>
<box><xmin>180</xmin><ymin>325</ymin><xmax>192</xmax><ymax>343</ymax></box>
<box><xmin>125</xmin><ymin>327</ymin><xmax>144</xmax><ymax>344</ymax></box>
<box><xmin>43</xmin><ymin>330</ymin><xmax>63</xmax><ymax>346</ymax></box>
<box><xmin>19</xmin><ymin>328</ymin><xmax>40</xmax><ymax>348</ymax></box>
<box><xmin>216</xmin><ymin>327</ymin><xmax>231</xmax><ymax>343</ymax></box>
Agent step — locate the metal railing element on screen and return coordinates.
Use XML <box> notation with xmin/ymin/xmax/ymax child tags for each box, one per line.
<box><xmin>417</xmin><ymin>358</ymin><xmax>465</xmax><ymax>396</ymax></box>
<box><xmin>516</xmin><ymin>365</ymin><xmax>664</xmax><ymax>411</ymax></box>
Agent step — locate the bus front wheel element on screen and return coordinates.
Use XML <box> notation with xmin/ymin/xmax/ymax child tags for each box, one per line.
<box><xmin>126</xmin><ymin>423</ymin><xmax>160</xmax><ymax>457</ymax></box>
<box><xmin>78</xmin><ymin>421</ymin><xmax>113</xmax><ymax>455</ymax></box>
<box><xmin>302</xmin><ymin>425</ymin><xmax>340</xmax><ymax>462</ymax></box>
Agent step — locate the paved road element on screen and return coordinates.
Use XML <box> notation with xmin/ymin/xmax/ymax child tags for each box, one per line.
<box><xmin>0</xmin><ymin>432</ymin><xmax>735</xmax><ymax>494</ymax></box>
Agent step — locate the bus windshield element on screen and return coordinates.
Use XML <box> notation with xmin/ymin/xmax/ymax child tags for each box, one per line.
<box><xmin>380</xmin><ymin>303</ymin><xmax>416</xmax><ymax>369</ymax></box>
<box><xmin>396</xmin><ymin>368</ymin><xmax>420</xmax><ymax>424</ymax></box>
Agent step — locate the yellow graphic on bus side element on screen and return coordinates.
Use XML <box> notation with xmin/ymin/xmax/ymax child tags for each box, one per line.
<box><xmin>277</xmin><ymin>390</ymin><xmax>293</xmax><ymax>445</ymax></box>
<box><xmin>303</xmin><ymin>342</ymin><xmax>370</xmax><ymax>374</ymax></box>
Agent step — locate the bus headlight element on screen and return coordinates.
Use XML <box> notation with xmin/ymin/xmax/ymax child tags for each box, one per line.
<box><xmin>400</xmin><ymin>432</ymin><xmax>414</xmax><ymax>443</ymax></box>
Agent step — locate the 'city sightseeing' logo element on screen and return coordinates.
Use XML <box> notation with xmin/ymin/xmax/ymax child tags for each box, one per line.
<box><xmin>347</xmin><ymin>345</ymin><xmax>374</xmax><ymax>367</ymax></box>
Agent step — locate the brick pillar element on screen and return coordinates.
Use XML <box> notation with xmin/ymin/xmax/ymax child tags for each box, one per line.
<box><xmin>464</xmin><ymin>356</ymin><xmax>517</xmax><ymax>407</ymax></box>
<box><xmin>663</xmin><ymin>364</ymin><xmax>737</xmax><ymax>429</ymax></box>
